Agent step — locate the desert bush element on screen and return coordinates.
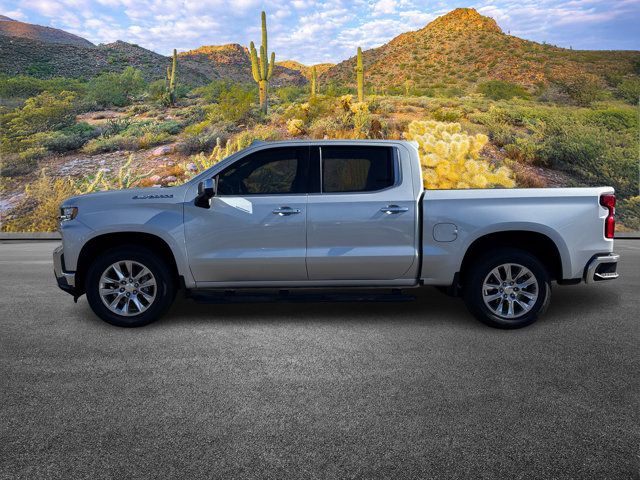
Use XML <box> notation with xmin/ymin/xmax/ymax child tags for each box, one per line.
<box><xmin>477</xmin><ymin>80</ymin><xmax>529</xmax><ymax>100</ymax></box>
<box><xmin>193</xmin><ymin>80</ymin><xmax>235</xmax><ymax>103</ymax></box>
<box><xmin>351</xmin><ymin>102</ymin><xmax>371</xmax><ymax>138</ymax></box>
<box><xmin>618</xmin><ymin>196</ymin><xmax>640</xmax><ymax>230</ymax></box>
<box><xmin>204</xmin><ymin>84</ymin><xmax>255</xmax><ymax>124</ymax></box>
<box><xmin>0</xmin><ymin>75</ymin><xmax>86</xmax><ymax>99</ymax></box>
<box><xmin>551</xmin><ymin>75</ymin><xmax>606</xmax><ymax>106</ymax></box>
<box><xmin>616</xmin><ymin>78</ymin><xmax>640</xmax><ymax>105</ymax></box>
<box><xmin>504</xmin><ymin>137</ymin><xmax>538</xmax><ymax>164</ymax></box>
<box><xmin>1</xmin><ymin>169</ymin><xmax>76</xmax><ymax>232</ymax></box>
<box><xmin>0</xmin><ymin>91</ymin><xmax>78</xmax><ymax>155</ymax></box>
<box><xmin>274</xmin><ymin>86</ymin><xmax>306</xmax><ymax>103</ymax></box>
<box><xmin>82</xmin><ymin>119</ymin><xmax>180</xmax><ymax>153</ymax></box>
<box><xmin>77</xmin><ymin>155</ymin><xmax>152</xmax><ymax>192</ymax></box>
<box><xmin>432</xmin><ymin>107</ymin><xmax>462</xmax><ymax>122</ymax></box>
<box><xmin>146</xmin><ymin>79</ymin><xmax>167</xmax><ymax>103</ymax></box>
<box><xmin>586</xmin><ymin>107</ymin><xmax>638</xmax><ymax>131</ymax></box>
<box><xmin>308</xmin><ymin>116</ymin><xmax>342</xmax><ymax>138</ymax></box>
<box><xmin>287</xmin><ymin>118</ymin><xmax>305</xmax><ymax>136</ymax></box>
<box><xmin>85</xmin><ymin>67</ymin><xmax>146</xmax><ymax>108</ymax></box>
<box><xmin>40</xmin><ymin>122</ymin><xmax>100</xmax><ymax>153</ymax></box>
<box><xmin>404</xmin><ymin>120</ymin><xmax>514</xmax><ymax>189</ymax></box>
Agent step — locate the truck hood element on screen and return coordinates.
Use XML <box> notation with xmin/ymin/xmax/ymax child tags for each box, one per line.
<box><xmin>62</xmin><ymin>185</ymin><xmax>186</xmax><ymax>209</ymax></box>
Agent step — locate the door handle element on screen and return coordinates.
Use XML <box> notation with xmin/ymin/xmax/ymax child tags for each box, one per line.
<box><xmin>380</xmin><ymin>205</ymin><xmax>409</xmax><ymax>215</ymax></box>
<box><xmin>272</xmin><ymin>206</ymin><xmax>301</xmax><ymax>216</ymax></box>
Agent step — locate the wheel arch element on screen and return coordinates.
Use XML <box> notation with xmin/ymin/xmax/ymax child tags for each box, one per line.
<box><xmin>75</xmin><ymin>232</ymin><xmax>182</xmax><ymax>296</ymax></box>
<box><xmin>458</xmin><ymin>230</ymin><xmax>564</xmax><ymax>286</ymax></box>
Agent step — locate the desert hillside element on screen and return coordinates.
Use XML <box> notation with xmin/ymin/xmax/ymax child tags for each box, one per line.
<box><xmin>322</xmin><ymin>8</ymin><xmax>640</xmax><ymax>92</ymax></box>
<box><xmin>0</xmin><ymin>15</ymin><xmax>94</xmax><ymax>47</ymax></box>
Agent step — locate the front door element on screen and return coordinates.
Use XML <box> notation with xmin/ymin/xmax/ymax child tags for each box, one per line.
<box><xmin>306</xmin><ymin>145</ymin><xmax>417</xmax><ymax>281</ymax></box>
<box><xmin>184</xmin><ymin>146</ymin><xmax>310</xmax><ymax>284</ymax></box>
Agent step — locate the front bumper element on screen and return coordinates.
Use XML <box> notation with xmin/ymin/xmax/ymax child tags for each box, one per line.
<box><xmin>584</xmin><ymin>253</ymin><xmax>619</xmax><ymax>284</ymax></box>
<box><xmin>53</xmin><ymin>245</ymin><xmax>77</xmax><ymax>295</ymax></box>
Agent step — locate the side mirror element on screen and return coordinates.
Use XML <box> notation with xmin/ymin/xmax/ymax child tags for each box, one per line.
<box><xmin>195</xmin><ymin>178</ymin><xmax>216</xmax><ymax>208</ymax></box>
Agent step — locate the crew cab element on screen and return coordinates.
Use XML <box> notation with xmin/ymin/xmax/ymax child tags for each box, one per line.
<box><xmin>54</xmin><ymin>140</ymin><xmax>619</xmax><ymax>328</ymax></box>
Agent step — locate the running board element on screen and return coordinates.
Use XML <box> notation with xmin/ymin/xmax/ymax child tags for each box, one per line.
<box><xmin>187</xmin><ymin>289</ymin><xmax>415</xmax><ymax>304</ymax></box>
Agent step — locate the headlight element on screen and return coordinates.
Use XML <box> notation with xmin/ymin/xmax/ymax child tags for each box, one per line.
<box><xmin>59</xmin><ymin>206</ymin><xmax>78</xmax><ymax>222</ymax></box>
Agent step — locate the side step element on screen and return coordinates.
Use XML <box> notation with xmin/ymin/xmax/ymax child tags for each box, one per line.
<box><xmin>187</xmin><ymin>289</ymin><xmax>415</xmax><ymax>304</ymax></box>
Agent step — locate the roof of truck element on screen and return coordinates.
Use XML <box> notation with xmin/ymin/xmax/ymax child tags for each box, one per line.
<box><xmin>250</xmin><ymin>139</ymin><xmax>416</xmax><ymax>146</ymax></box>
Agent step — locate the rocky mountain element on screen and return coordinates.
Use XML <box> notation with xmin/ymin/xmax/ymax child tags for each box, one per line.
<box><xmin>0</xmin><ymin>34</ymin><xmax>210</xmax><ymax>84</ymax></box>
<box><xmin>0</xmin><ymin>20</ymin><xmax>306</xmax><ymax>87</ymax></box>
<box><xmin>276</xmin><ymin>60</ymin><xmax>335</xmax><ymax>80</ymax></box>
<box><xmin>322</xmin><ymin>8</ymin><xmax>640</xmax><ymax>92</ymax></box>
<box><xmin>0</xmin><ymin>16</ymin><xmax>94</xmax><ymax>47</ymax></box>
<box><xmin>179</xmin><ymin>44</ymin><xmax>306</xmax><ymax>87</ymax></box>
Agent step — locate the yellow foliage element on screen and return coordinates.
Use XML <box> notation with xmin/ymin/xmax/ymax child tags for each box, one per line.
<box><xmin>405</xmin><ymin>120</ymin><xmax>515</xmax><ymax>189</ymax></box>
<box><xmin>287</xmin><ymin>118</ymin><xmax>305</xmax><ymax>136</ymax></box>
<box><xmin>339</xmin><ymin>94</ymin><xmax>353</xmax><ymax>111</ymax></box>
<box><xmin>77</xmin><ymin>155</ymin><xmax>152</xmax><ymax>193</ymax></box>
<box><xmin>2</xmin><ymin>169</ymin><xmax>76</xmax><ymax>232</ymax></box>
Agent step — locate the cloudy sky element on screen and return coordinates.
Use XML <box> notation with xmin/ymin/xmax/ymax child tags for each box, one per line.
<box><xmin>2</xmin><ymin>0</ymin><xmax>639</xmax><ymax>64</ymax></box>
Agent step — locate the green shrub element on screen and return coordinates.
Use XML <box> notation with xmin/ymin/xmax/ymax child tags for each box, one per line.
<box><xmin>82</xmin><ymin>119</ymin><xmax>180</xmax><ymax>154</ymax></box>
<box><xmin>193</xmin><ymin>80</ymin><xmax>236</xmax><ymax>103</ymax></box>
<box><xmin>552</xmin><ymin>75</ymin><xmax>606</xmax><ymax>106</ymax></box>
<box><xmin>40</xmin><ymin>122</ymin><xmax>99</xmax><ymax>153</ymax></box>
<box><xmin>477</xmin><ymin>80</ymin><xmax>529</xmax><ymax>100</ymax></box>
<box><xmin>432</xmin><ymin>107</ymin><xmax>462</xmax><ymax>122</ymax></box>
<box><xmin>204</xmin><ymin>84</ymin><xmax>255</xmax><ymax>123</ymax></box>
<box><xmin>541</xmin><ymin>123</ymin><xmax>605</xmax><ymax>169</ymax></box>
<box><xmin>586</xmin><ymin>107</ymin><xmax>638</xmax><ymax>131</ymax></box>
<box><xmin>504</xmin><ymin>137</ymin><xmax>538</xmax><ymax>164</ymax></box>
<box><xmin>0</xmin><ymin>91</ymin><xmax>77</xmax><ymax>154</ymax></box>
<box><xmin>85</xmin><ymin>67</ymin><xmax>146</xmax><ymax>108</ymax></box>
<box><xmin>618</xmin><ymin>196</ymin><xmax>640</xmax><ymax>230</ymax></box>
<box><xmin>146</xmin><ymin>79</ymin><xmax>167</xmax><ymax>103</ymax></box>
<box><xmin>275</xmin><ymin>86</ymin><xmax>306</xmax><ymax>103</ymax></box>
<box><xmin>616</xmin><ymin>78</ymin><xmax>640</xmax><ymax>105</ymax></box>
<box><xmin>0</xmin><ymin>75</ymin><xmax>86</xmax><ymax>99</ymax></box>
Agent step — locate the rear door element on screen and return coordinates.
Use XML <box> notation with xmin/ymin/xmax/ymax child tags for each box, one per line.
<box><xmin>306</xmin><ymin>145</ymin><xmax>418</xmax><ymax>281</ymax></box>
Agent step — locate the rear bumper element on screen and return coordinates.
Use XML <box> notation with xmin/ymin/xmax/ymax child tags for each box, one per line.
<box><xmin>53</xmin><ymin>245</ymin><xmax>77</xmax><ymax>295</ymax></box>
<box><xmin>584</xmin><ymin>253</ymin><xmax>619</xmax><ymax>284</ymax></box>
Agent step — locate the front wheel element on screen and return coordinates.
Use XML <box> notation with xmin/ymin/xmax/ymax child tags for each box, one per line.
<box><xmin>85</xmin><ymin>246</ymin><xmax>176</xmax><ymax>327</ymax></box>
<box><xmin>463</xmin><ymin>248</ymin><xmax>551</xmax><ymax>329</ymax></box>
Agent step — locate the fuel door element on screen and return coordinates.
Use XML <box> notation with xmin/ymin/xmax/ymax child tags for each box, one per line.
<box><xmin>433</xmin><ymin>223</ymin><xmax>458</xmax><ymax>242</ymax></box>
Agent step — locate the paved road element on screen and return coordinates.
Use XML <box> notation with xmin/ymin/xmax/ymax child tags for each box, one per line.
<box><xmin>1</xmin><ymin>241</ymin><xmax>638</xmax><ymax>480</ymax></box>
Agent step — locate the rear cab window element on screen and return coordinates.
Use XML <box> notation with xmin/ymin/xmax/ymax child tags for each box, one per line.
<box><xmin>319</xmin><ymin>146</ymin><xmax>396</xmax><ymax>193</ymax></box>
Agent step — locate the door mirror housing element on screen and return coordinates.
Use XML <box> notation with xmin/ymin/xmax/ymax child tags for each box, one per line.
<box><xmin>195</xmin><ymin>178</ymin><xmax>216</xmax><ymax>208</ymax></box>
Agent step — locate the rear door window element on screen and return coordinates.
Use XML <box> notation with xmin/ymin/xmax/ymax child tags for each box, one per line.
<box><xmin>321</xmin><ymin>146</ymin><xmax>395</xmax><ymax>193</ymax></box>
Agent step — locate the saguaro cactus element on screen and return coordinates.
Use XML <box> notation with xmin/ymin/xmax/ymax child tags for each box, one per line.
<box><xmin>249</xmin><ymin>11</ymin><xmax>275</xmax><ymax>114</ymax></box>
<box><xmin>166</xmin><ymin>48</ymin><xmax>177</xmax><ymax>106</ymax></box>
<box><xmin>310</xmin><ymin>65</ymin><xmax>317</xmax><ymax>97</ymax></box>
<box><xmin>356</xmin><ymin>46</ymin><xmax>364</xmax><ymax>102</ymax></box>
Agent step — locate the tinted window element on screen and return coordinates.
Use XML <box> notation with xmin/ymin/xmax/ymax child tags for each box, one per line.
<box><xmin>217</xmin><ymin>147</ymin><xmax>309</xmax><ymax>195</ymax></box>
<box><xmin>322</xmin><ymin>146</ymin><xmax>394</xmax><ymax>193</ymax></box>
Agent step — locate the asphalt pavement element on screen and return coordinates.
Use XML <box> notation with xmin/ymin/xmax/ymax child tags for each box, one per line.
<box><xmin>1</xmin><ymin>240</ymin><xmax>638</xmax><ymax>479</ymax></box>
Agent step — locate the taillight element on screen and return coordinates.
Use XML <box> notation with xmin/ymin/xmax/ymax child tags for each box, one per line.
<box><xmin>600</xmin><ymin>194</ymin><xmax>615</xmax><ymax>239</ymax></box>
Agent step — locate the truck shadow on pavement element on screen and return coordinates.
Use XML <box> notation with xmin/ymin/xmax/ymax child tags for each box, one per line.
<box><xmin>83</xmin><ymin>283</ymin><xmax>620</xmax><ymax>329</ymax></box>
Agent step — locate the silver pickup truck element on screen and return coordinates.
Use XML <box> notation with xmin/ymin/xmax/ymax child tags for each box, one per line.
<box><xmin>54</xmin><ymin>140</ymin><xmax>619</xmax><ymax>329</ymax></box>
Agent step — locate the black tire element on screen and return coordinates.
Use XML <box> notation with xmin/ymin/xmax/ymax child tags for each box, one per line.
<box><xmin>463</xmin><ymin>248</ymin><xmax>551</xmax><ymax>329</ymax></box>
<box><xmin>85</xmin><ymin>246</ymin><xmax>176</xmax><ymax>327</ymax></box>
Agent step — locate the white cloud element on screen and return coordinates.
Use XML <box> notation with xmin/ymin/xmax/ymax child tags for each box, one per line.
<box><xmin>372</xmin><ymin>0</ymin><xmax>397</xmax><ymax>16</ymax></box>
<box><xmin>3</xmin><ymin>9</ymin><xmax>27</xmax><ymax>20</ymax></box>
<box><xmin>6</xmin><ymin>0</ymin><xmax>638</xmax><ymax>64</ymax></box>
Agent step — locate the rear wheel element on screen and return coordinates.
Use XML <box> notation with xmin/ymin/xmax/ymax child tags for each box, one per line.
<box><xmin>85</xmin><ymin>246</ymin><xmax>175</xmax><ymax>327</ymax></box>
<box><xmin>463</xmin><ymin>248</ymin><xmax>551</xmax><ymax>329</ymax></box>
